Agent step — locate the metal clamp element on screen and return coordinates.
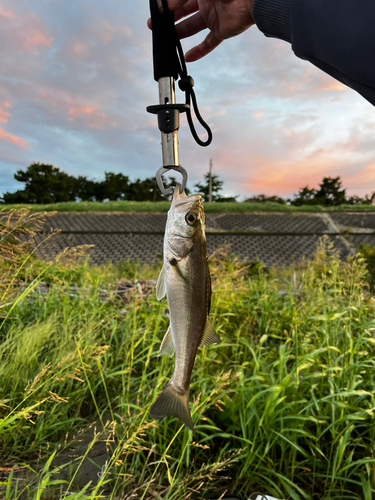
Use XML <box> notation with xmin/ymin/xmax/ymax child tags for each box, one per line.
<box><xmin>156</xmin><ymin>165</ymin><xmax>188</xmax><ymax>195</ymax></box>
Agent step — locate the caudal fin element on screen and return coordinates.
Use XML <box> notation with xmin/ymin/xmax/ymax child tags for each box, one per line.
<box><xmin>149</xmin><ymin>384</ymin><xmax>193</xmax><ymax>430</ymax></box>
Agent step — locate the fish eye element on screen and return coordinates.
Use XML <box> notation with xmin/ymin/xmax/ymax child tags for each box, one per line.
<box><xmin>185</xmin><ymin>212</ymin><xmax>198</xmax><ymax>226</ymax></box>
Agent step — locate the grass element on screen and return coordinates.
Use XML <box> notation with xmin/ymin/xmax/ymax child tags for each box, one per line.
<box><xmin>1</xmin><ymin>210</ymin><xmax>375</xmax><ymax>499</ymax></box>
<box><xmin>2</xmin><ymin>201</ymin><xmax>375</xmax><ymax>213</ymax></box>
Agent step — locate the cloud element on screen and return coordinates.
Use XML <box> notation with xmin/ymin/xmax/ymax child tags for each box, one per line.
<box><xmin>0</xmin><ymin>7</ymin><xmax>53</xmax><ymax>55</ymax></box>
<box><xmin>0</xmin><ymin>128</ymin><xmax>30</xmax><ymax>149</ymax></box>
<box><xmin>0</xmin><ymin>102</ymin><xmax>11</xmax><ymax>124</ymax></box>
<box><xmin>0</xmin><ymin>101</ymin><xmax>31</xmax><ymax>149</ymax></box>
<box><xmin>37</xmin><ymin>91</ymin><xmax>117</xmax><ymax>129</ymax></box>
<box><xmin>0</xmin><ymin>5</ymin><xmax>16</xmax><ymax>20</ymax></box>
<box><xmin>0</xmin><ymin>0</ymin><xmax>374</xmax><ymax>201</ymax></box>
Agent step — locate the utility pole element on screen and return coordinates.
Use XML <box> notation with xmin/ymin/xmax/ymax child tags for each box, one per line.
<box><xmin>209</xmin><ymin>158</ymin><xmax>213</xmax><ymax>203</ymax></box>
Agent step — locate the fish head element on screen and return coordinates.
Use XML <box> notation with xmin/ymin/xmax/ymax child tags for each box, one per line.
<box><xmin>166</xmin><ymin>184</ymin><xmax>205</xmax><ymax>258</ymax></box>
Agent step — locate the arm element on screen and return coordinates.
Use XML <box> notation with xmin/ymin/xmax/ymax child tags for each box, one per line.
<box><xmin>253</xmin><ymin>0</ymin><xmax>375</xmax><ymax>106</ymax></box>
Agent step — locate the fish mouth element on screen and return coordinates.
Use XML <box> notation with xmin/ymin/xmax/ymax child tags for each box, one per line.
<box><xmin>172</xmin><ymin>184</ymin><xmax>202</xmax><ymax>212</ymax></box>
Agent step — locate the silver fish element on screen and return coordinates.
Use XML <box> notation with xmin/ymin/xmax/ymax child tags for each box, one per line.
<box><xmin>149</xmin><ymin>185</ymin><xmax>221</xmax><ymax>430</ymax></box>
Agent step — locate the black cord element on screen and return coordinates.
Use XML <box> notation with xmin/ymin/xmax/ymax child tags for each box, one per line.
<box><xmin>160</xmin><ymin>0</ymin><xmax>212</xmax><ymax>147</ymax></box>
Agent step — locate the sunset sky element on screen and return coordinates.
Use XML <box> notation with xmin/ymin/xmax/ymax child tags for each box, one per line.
<box><xmin>1</xmin><ymin>0</ymin><xmax>374</xmax><ymax>200</ymax></box>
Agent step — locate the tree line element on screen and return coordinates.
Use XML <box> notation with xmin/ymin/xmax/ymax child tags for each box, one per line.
<box><xmin>1</xmin><ymin>163</ymin><xmax>373</xmax><ymax>206</ymax></box>
<box><xmin>0</xmin><ymin>163</ymin><xmax>233</xmax><ymax>204</ymax></box>
<box><xmin>246</xmin><ymin>177</ymin><xmax>375</xmax><ymax>206</ymax></box>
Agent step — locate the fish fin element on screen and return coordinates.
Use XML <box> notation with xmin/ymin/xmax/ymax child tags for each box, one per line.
<box><xmin>156</xmin><ymin>266</ymin><xmax>167</xmax><ymax>301</ymax></box>
<box><xmin>200</xmin><ymin>319</ymin><xmax>221</xmax><ymax>346</ymax></box>
<box><xmin>158</xmin><ymin>326</ymin><xmax>175</xmax><ymax>357</ymax></box>
<box><xmin>149</xmin><ymin>384</ymin><xmax>193</xmax><ymax>430</ymax></box>
<box><xmin>207</xmin><ymin>268</ymin><xmax>212</xmax><ymax>315</ymax></box>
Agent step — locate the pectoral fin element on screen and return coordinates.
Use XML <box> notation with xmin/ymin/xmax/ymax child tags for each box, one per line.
<box><xmin>200</xmin><ymin>319</ymin><xmax>221</xmax><ymax>347</ymax></box>
<box><xmin>156</xmin><ymin>266</ymin><xmax>167</xmax><ymax>301</ymax></box>
<box><xmin>158</xmin><ymin>327</ymin><xmax>175</xmax><ymax>357</ymax></box>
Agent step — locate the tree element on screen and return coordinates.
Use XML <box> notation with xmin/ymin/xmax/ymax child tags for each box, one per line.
<box><xmin>290</xmin><ymin>177</ymin><xmax>348</xmax><ymax>206</ymax></box>
<box><xmin>126</xmin><ymin>177</ymin><xmax>165</xmax><ymax>202</ymax></box>
<box><xmin>314</xmin><ymin>177</ymin><xmax>346</xmax><ymax>206</ymax></box>
<box><xmin>0</xmin><ymin>163</ymin><xmax>209</xmax><ymax>204</ymax></box>
<box><xmin>290</xmin><ymin>186</ymin><xmax>318</xmax><ymax>206</ymax></box>
<box><xmin>2</xmin><ymin>163</ymin><xmax>76</xmax><ymax>204</ymax></box>
<box><xmin>73</xmin><ymin>176</ymin><xmax>98</xmax><ymax>202</ymax></box>
<box><xmin>346</xmin><ymin>193</ymin><xmax>375</xmax><ymax>205</ymax></box>
<box><xmin>194</xmin><ymin>172</ymin><xmax>224</xmax><ymax>202</ymax></box>
<box><xmin>101</xmin><ymin>172</ymin><xmax>130</xmax><ymax>201</ymax></box>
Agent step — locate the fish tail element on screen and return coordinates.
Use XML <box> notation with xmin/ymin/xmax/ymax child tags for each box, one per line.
<box><xmin>149</xmin><ymin>384</ymin><xmax>193</xmax><ymax>430</ymax></box>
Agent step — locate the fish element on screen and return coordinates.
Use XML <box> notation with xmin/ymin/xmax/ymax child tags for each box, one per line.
<box><xmin>149</xmin><ymin>184</ymin><xmax>221</xmax><ymax>430</ymax></box>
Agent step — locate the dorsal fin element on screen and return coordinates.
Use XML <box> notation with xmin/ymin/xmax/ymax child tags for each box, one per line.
<box><xmin>199</xmin><ymin>319</ymin><xmax>221</xmax><ymax>347</ymax></box>
<box><xmin>158</xmin><ymin>327</ymin><xmax>175</xmax><ymax>357</ymax></box>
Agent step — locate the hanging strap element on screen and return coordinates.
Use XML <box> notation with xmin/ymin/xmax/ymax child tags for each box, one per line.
<box><xmin>150</xmin><ymin>0</ymin><xmax>212</xmax><ymax>147</ymax></box>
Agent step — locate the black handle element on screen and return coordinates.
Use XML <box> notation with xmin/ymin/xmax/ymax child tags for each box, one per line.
<box><xmin>150</xmin><ymin>0</ymin><xmax>180</xmax><ymax>81</ymax></box>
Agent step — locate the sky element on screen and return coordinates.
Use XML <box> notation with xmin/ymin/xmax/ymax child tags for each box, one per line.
<box><xmin>0</xmin><ymin>0</ymin><xmax>374</xmax><ymax>201</ymax></box>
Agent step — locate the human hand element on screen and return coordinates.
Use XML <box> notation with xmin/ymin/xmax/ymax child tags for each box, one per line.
<box><xmin>148</xmin><ymin>0</ymin><xmax>255</xmax><ymax>62</ymax></box>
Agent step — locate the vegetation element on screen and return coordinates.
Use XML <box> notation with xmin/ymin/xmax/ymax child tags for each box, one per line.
<box><xmin>1</xmin><ymin>164</ymin><xmax>375</xmax><ymax>208</ymax></box>
<box><xmin>1</xmin><ymin>210</ymin><xmax>375</xmax><ymax>499</ymax></box>
<box><xmin>291</xmin><ymin>177</ymin><xmax>349</xmax><ymax>207</ymax></box>
<box><xmin>248</xmin><ymin>178</ymin><xmax>375</xmax><ymax>207</ymax></box>
<box><xmin>358</xmin><ymin>243</ymin><xmax>375</xmax><ymax>292</ymax></box>
<box><xmin>194</xmin><ymin>172</ymin><xmax>236</xmax><ymax>202</ymax></box>
<box><xmin>0</xmin><ymin>163</ymin><xmax>180</xmax><ymax>204</ymax></box>
<box><xmin>245</xmin><ymin>194</ymin><xmax>286</xmax><ymax>204</ymax></box>
<box><xmin>2</xmin><ymin>200</ymin><xmax>375</xmax><ymax>214</ymax></box>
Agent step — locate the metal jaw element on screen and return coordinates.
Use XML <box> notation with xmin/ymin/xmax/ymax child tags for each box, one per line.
<box><xmin>150</xmin><ymin>76</ymin><xmax>188</xmax><ymax>196</ymax></box>
<box><xmin>156</xmin><ymin>165</ymin><xmax>188</xmax><ymax>195</ymax></box>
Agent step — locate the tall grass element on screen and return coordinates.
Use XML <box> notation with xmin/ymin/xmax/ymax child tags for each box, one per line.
<box><xmin>1</xmin><ymin>212</ymin><xmax>375</xmax><ymax>499</ymax></box>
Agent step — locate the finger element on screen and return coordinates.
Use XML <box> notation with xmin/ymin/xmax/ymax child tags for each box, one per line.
<box><xmin>166</xmin><ymin>0</ymin><xmax>191</xmax><ymax>13</ymax></box>
<box><xmin>174</xmin><ymin>0</ymin><xmax>199</xmax><ymax>23</ymax></box>
<box><xmin>175</xmin><ymin>11</ymin><xmax>207</xmax><ymax>40</ymax></box>
<box><xmin>185</xmin><ymin>32</ymin><xmax>223</xmax><ymax>62</ymax></box>
<box><xmin>147</xmin><ymin>0</ymin><xmax>197</xmax><ymax>30</ymax></box>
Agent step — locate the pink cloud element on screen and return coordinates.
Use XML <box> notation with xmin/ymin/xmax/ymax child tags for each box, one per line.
<box><xmin>38</xmin><ymin>92</ymin><xmax>117</xmax><ymax>129</ymax></box>
<box><xmin>0</xmin><ymin>102</ymin><xmax>11</xmax><ymax>124</ymax></box>
<box><xmin>1</xmin><ymin>9</ymin><xmax>53</xmax><ymax>54</ymax></box>
<box><xmin>65</xmin><ymin>20</ymin><xmax>133</xmax><ymax>61</ymax></box>
<box><xmin>68</xmin><ymin>104</ymin><xmax>116</xmax><ymax>129</ymax></box>
<box><xmin>0</xmin><ymin>5</ymin><xmax>16</xmax><ymax>20</ymax></box>
<box><xmin>344</xmin><ymin>163</ymin><xmax>375</xmax><ymax>193</ymax></box>
<box><xmin>316</xmin><ymin>81</ymin><xmax>346</xmax><ymax>92</ymax></box>
<box><xmin>72</xmin><ymin>42</ymin><xmax>87</xmax><ymax>56</ymax></box>
<box><xmin>0</xmin><ymin>100</ymin><xmax>30</xmax><ymax>149</ymax></box>
<box><xmin>21</xmin><ymin>14</ymin><xmax>53</xmax><ymax>53</ymax></box>
<box><xmin>0</xmin><ymin>127</ymin><xmax>30</xmax><ymax>149</ymax></box>
<box><xmin>234</xmin><ymin>153</ymin><xmax>340</xmax><ymax>196</ymax></box>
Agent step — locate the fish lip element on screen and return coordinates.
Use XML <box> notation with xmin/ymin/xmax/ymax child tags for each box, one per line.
<box><xmin>172</xmin><ymin>184</ymin><xmax>202</xmax><ymax>210</ymax></box>
<box><xmin>175</xmin><ymin>198</ymin><xmax>200</xmax><ymax>209</ymax></box>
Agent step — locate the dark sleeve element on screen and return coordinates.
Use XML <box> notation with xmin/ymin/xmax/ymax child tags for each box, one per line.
<box><xmin>252</xmin><ymin>0</ymin><xmax>375</xmax><ymax>106</ymax></box>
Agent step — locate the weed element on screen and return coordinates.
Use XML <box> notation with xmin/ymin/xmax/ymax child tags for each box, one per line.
<box><xmin>1</xmin><ymin>216</ymin><xmax>375</xmax><ymax>499</ymax></box>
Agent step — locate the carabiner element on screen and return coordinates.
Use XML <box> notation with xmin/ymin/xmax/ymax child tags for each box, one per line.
<box><xmin>156</xmin><ymin>165</ymin><xmax>188</xmax><ymax>196</ymax></box>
